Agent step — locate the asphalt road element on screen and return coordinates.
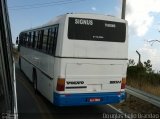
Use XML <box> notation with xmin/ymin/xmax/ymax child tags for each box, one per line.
<box><xmin>16</xmin><ymin>64</ymin><xmax>127</xmax><ymax>119</ymax></box>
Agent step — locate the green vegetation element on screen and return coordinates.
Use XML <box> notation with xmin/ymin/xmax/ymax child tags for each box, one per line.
<box><xmin>127</xmin><ymin>59</ymin><xmax>160</xmax><ymax>96</ymax></box>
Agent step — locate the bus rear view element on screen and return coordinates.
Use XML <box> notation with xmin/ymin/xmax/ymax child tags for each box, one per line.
<box><xmin>54</xmin><ymin>14</ymin><xmax>128</xmax><ymax>106</ymax></box>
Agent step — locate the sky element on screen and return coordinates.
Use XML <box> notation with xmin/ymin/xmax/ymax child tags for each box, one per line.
<box><xmin>7</xmin><ymin>0</ymin><xmax>160</xmax><ymax>71</ymax></box>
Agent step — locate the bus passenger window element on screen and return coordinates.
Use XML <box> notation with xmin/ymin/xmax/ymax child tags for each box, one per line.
<box><xmin>19</xmin><ymin>33</ymin><xmax>23</xmax><ymax>45</ymax></box>
<box><xmin>47</xmin><ymin>28</ymin><xmax>52</xmax><ymax>54</ymax></box>
<box><xmin>42</xmin><ymin>29</ymin><xmax>48</xmax><ymax>52</ymax></box>
<box><xmin>48</xmin><ymin>28</ymin><xmax>55</xmax><ymax>54</ymax></box>
<box><xmin>24</xmin><ymin>33</ymin><xmax>27</xmax><ymax>46</ymax></box>
<box><xmin>30</xmin><ymin>32</ymin><xmax>33</xmax><ymax>48</ymax></box>
<box><xmin>52</xmin><ymin>26</ymin><xmax>58</xmax><ymax>55</ymax></box>
<box><xmin>34</xmin><ymin>31</ymin><xmax>38</xmax><ymax>49</ymax></box>
<box><xmin>36</xmin><ymin>30</ymin><xmax>44</xmax><ymax>50</ymax></box>
<box><xmin>39</xmin><ymin>30</ymin><xmax>44</xmax><ymax>50</ymax></box>
<box><xmin>36</xmin><ymin>31</ymin><xmax>41</xmax><ymax>49</ymax></box>
<box><xmin>46</xmin><ymin>28</ymin><xmax>50</xmax><ymax>52</ymax></box>
<box><xmin>21</xmin><ymin>33</ymin><xmax>26</xmax><ymax>46</ymax></box>
<box><xmin>28</xmin><ymin>32</ymin><xmax>31</xmax><ymax>47</ymax></box>
<box><xmin>32</xmin><ymin>31</ymin><xmax>36</xmax><ymax>48</ymax></box>
<box><xmin>26</xmin><ymin>33</ymin><xmax>28</xmax><ymax>47</ymax></box>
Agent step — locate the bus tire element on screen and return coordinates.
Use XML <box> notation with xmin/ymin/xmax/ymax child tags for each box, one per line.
<box><xmin>32</xmin><ymin>68</ymin><xmax>37</xmax><ymax>94</ymax></box>
<box><xmin>19</xmin><ymin>57</ymin><xmax>21</xmax><ymax>71</ymax></box>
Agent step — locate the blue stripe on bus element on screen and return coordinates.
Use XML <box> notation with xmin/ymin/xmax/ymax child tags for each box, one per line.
<box><xmin>53</xmin><ymin>92</ymin><xmax>126</xmax><ymax>106</ymax></box>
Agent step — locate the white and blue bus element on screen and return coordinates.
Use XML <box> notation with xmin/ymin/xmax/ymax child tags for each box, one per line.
<box><xmin>18</xmin><ymin>13</ymin><xmax>128</xmax><ymax>106</ymax></box>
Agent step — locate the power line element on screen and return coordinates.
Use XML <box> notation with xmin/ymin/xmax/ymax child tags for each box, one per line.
<box><xmin>9</xmin><ymin>0</ymin><xmax>74</xmax><ymax>8</ymax></box>
<box><xmin>9</xmin><ymin>0</ymin><xmax>86</xmax><ymax>10</ymax></box>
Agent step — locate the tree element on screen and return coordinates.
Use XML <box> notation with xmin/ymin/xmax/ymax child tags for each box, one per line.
<box><xmin>144</xmin><ymin>60</ymin><xmax>152</xmax><ymax>73</ymax></box>
<box><xmin>128</xmin><ymin>59</ymin><xmax>135</xmax><ymax>67</ymax></box>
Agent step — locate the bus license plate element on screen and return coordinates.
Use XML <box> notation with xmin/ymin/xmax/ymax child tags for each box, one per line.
<box><xmin>88</xmin><ymin>98</ymin><xmax>101</xmax><ymax>102</ymax></box>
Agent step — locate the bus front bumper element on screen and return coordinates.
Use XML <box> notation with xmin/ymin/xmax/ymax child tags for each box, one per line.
<box><xmin>53</xmin><ymin>92</ymin><xmax>126</xmax><ymax>106</ymax></box>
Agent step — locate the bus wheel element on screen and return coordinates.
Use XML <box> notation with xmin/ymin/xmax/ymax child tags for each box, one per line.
<box><xmin>19</xmin><ymin>57</ymin><xmax>21</xmax><ymax>71</ymax></box>
<box><xmin>32</xmin><ymin>68</ymin><xmax>37</xmax><ymax>94</ymax></box>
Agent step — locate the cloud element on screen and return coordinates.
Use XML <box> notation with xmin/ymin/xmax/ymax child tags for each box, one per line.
<box><xmin>139</xmin><ymin>43</ymin><xmax>157</xmax><ymax>58</ymax></box>
<box><xmin>126</xmin><ymin>0</ymin><xmax>160</xmax><ymax>37</ymax></box>
<box><xmin>138</xmin><ymin>43</ymin><xmax>160</xmax><ymax>71</ymax></box>
<box><xmin>91</xmin><ymin>7</ymin><xmax>96</xmax><ymax>11</ymax></box>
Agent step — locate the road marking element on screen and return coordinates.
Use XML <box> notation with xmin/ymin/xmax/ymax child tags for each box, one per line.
<box><xmin>108</xmin><ymin>105</ymin><xmax>131</xmax><ymax>119</ymax></box>
<box><xmin>16</xmin><ymin>72</ymin><xmax>53</xmax><ymax>119</ymax></box>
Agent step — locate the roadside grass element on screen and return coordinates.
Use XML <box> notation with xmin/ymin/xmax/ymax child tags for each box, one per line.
<box><xmin>127</xmin><ymin>66</ymin><xmax>160</xmax><ymax>97</ymax></box>
<box><xmin>114</xmin><ymin>78</ymin><xmax>160</xmax><ymax>114</ymax></box>
<box><xmin>127</xmin><ymin>78</ymin><xmax>160</xmax><ymax>97</ymax></box>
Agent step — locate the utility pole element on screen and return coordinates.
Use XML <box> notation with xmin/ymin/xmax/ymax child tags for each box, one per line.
<box><xmin>136</xmin><ymin>50</ymin><xmax>141</xmax><ymax>64</ymax></box>
<box><xmin>121</xmin><ymin>0</ymin><xmax>126</xmax><ymax>20</ymax></box>
<box><xmin>136</xmin><ymin>50</ymin><xmax>143</xmax><ymax>67</ymax></box>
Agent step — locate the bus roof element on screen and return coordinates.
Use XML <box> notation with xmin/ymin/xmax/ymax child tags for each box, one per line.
<box><xmin>20</xmin><ymin>13</ymin><xmax>127</xmax><ymax>33</ymax></box>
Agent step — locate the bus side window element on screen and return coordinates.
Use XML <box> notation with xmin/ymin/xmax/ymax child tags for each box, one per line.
<box><xmin>42</xmin><ymin>29</ymin><xmax>48</xmax><ymax>52</ymax></box>
<box><xmin>19</xmin><ymin>33</ymin><xmax>22</xmax><ymax>45</ymax></box>
<box><xmin>37</xmin><ymin>30</ymin><xmax>44</xmax><ymax>50</ymax></box>
<box><xmin>34</xmin><ymin>31</ymin><xmax>38</xmax><ymax>49</ymax></box>
<box><xmin>47</xmin><ymin>28</ymin><xmax>52</xmax><ymax>54</ymax></box>
<box><xmin>20</xmin><ymin>33</ymin><xmax>25</xmax><ymax>46</ymax></box>
<box><xmin>24</xmin><ymin>33</ymin><xmax>27</xmax><ymax>47</ymax></box>
<box><xmin>36</xmin><ymin>31</ymin><xmax>41</xmax><ymax>49</ymax></box>
<box><xmin>25</xmin><ymin>33</ymin><xmax>28</xmax><ymax>47</ymax></box>
<box><xmin>47</xmin><ymin>28</ymin><xmax>53</xmax><ymax>54</ymax></box>
<box><xmin>32</xmin><ymin>31</ymin><xmax>36</xmax><ymax>48</ymax></box>
<box><xmin>46</xmin><ymin>28</ymin><xmax>50</xmax><ymax>52</ymax></box>
<box><xmin>46</xmin><ymin>25</ymin><xmax>58</xmax><ymax>55</ymax></box>
<box><xmin>48</xmin><ymin>27</ymin><xmax>55</xmax><ymax>54</ymax></box>
<box><xmin>30</xmin><ymin>32</ymin><xmax>33</xmax><ymax>48</ymax></box>
<box><xmin>52</xmin><ymin>26</ymin><xmax>58</xmax><ymax>56</ymax></box>
<box><xmin>40</xmin><ymin>30</ymin><xmax>44</xmax><ymax>50</ymax></box>
<box><xmin>28</xmin><ymin>32</ymin><xmax>31</xmax><ymax>47</ymax></box>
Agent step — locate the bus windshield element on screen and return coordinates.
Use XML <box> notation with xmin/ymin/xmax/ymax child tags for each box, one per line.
<box><xmin>68</xmin><ymin>17</ymin><xmax>126</xmax><ymax>42</ymax></box>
